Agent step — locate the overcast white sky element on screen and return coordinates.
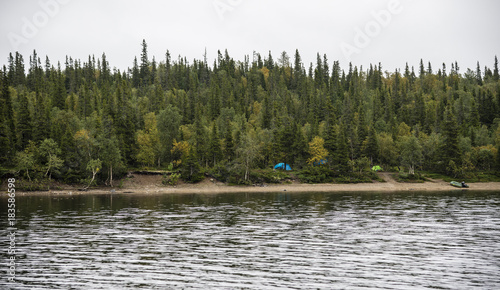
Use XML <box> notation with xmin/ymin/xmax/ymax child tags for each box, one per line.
<box><xmin>1</xmin><ymin>0</ymin><xmax>499</xmax><ymax>74</ymax></box>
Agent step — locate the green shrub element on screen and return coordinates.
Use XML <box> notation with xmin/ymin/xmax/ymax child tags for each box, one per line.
<box><xmin>227</xmin><ymin>174</ymin><xmax>251</xmax><ymax>185</ymax></box>
<box><xmin>250</xmin><ymin>169</ymin><xmax>289</xmax><ymax>184</ymax></box>
<box><xmin>298</xmin><ymin>166</ymin><xmax>335</xmax><ymax>183</ymax></box>
<box><xmin>163</xmin><ymin>173</ymin><xmax>181</xmax><ymax>185</ymax></box>
<box><xmin>180</xmin><ymin>156</ymin><xmax>204</xmax><ymax>183</ymax></box>
<box><xmin>208</xmin><ymin>163</ymin><xmax>231</xmax><ymax>182</ymax></box>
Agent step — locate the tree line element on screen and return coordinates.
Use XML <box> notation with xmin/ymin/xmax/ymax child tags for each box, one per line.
<box><xmin>1</xmin><ymin>40</ymin><xmax>499</xmax><ymax>186</ymax></box>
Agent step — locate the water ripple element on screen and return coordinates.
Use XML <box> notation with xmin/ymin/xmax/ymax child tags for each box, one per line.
<box><xmin>1</xmin><ymin>191</ymin><xmax>499</xmax><ymax>289</ymax></box>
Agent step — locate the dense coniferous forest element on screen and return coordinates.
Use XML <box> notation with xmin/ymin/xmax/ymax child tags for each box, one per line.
<box><xmin>1</xmin><ymin>40</ymin><xmax>499</xmax><ymax>187</ymax></box>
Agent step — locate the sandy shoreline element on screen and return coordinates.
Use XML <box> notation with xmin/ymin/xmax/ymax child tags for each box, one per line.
<box><xmin>8</xmin><ymin>173</ymin><xmax>500</xmax><ymax>196</ymax></box>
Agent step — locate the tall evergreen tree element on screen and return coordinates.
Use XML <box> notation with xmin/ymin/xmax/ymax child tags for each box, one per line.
<box><xmin>419</xmin><ymin>59</ymin><xmax>425</xmax><ymax>79</ymax></box>
<box><xmin>336</xmin><ymin>124</ymin><xmax>351</xmax><ymax>173</ymax></box>
<box><xmin>100</xmin><ymin>52</ymin><xmax>110</xmax><ymax>86</ymax></box>
<box><xmin>290</xmin><ymin>120</ymin><xmax>307</xmax><ymax>166</ymax></box>
<box><xmin>208</xmin><ymin>122</ymin><xmax>222</xmax><ymax>166</ymax></box>
<box><xmin>13</xmin><ymin>52</ymin><xmax>25</xmax><ymax>86</ymax></box>
<box><xmin>262</xmin><ymin>93</ymin><xmax>272</xmax><ymax>129</ymax></box>
<box><xmin>7</xmin><ymin>53</ymin><xmax>15</xmax><ymax>84</ymax></box>
<box><xmin>223</xmin><ymin>122</ymin><xmax>235</xmax><ymax>162</ymax></box>
<box><xmin>32</xmin><ymin>89</ymin><xmax>49</xmax><ymax>143</ymax></box>
<box><xmin>357</xmin><ymin>106</ymin><xmax>368</xmax><ymax>145</ymax></box>
<box><xmin>17</xmin><ymin>92</ymin><xmax>32</xmax><ymax>150</ymax></box>
<box><xmin>131</xmin><ymin>56</ymin><xmax>140</xmax><ymax>87</ymax></box>
<box><xmin>324</xmin><ymin>123</ymin><xmax>338</xmax><ymax>163</ymax></box>
<box><xmin>441</xmin><ymin>107</ymin><xmax>461</xmax><ymax>173</ymax></box>
<box><xmin>266</xmin><ymin>51</ymin><xmax>274</xmax><ymax>70</ymax></box>
<box><xmin>193</xmin><ymin>111</ymin><xmax>208</xmax><ymax>166</ymax></box>
<box><xmin>52</xmin><ymin>64</ymin><xmax>66</xmax><ymax>109</ymax></box>
<box><xmin>364</xmin><ymin>126</ymin><xmax>379</xmax><ymax>164</ymax></box>
<box><xmin>140</xmin><ymin>39</ymin><xmax>150</xmax><ymax>86</ymax></box>
<box><xmin>493</xmin><ymin>56</ymin><xmax>499</xmax><ymax>82</ymax></box>
<box><xmin>292</xmin><ymin>49</ymin><xmax>303</xmax><ymax>90</ymax></box>
<box><xmin>476</xmin><ymin>61</ymin><xmax>483</xmax><ymax>85</ymax></box>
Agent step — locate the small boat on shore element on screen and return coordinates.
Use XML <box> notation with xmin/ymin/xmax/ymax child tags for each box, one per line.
<box><xmin>450</xmin><ymin>181</ymin><xmax>469</xmax><ymax>188</ymax></box>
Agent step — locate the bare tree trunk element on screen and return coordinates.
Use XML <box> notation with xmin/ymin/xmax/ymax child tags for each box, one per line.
<box><xmin>84</xmin><ymin>170</ymin><xmax>97</xmax><ymax>190</ymax></box>
<box><xmin>245</xmin><ymin>157</ymin><xmax>250</xmax><ymax>181</ymax></box>
<box><xmin>110</xmin><ymin>164</ymin><xmax>113</xmax><ymax>187</ymax></box>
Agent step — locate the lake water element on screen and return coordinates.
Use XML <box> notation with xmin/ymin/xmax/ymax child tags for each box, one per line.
<box><xmin>1</xmin><ymin>191</ymin><xmax>500</xmax><ymax>289</ymax></box>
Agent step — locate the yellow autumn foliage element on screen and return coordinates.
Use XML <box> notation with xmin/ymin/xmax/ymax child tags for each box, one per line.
<box><xmin>307</xmin><ymin>136</ymin><xmax>328</xmax><ymax>165</ymax></box>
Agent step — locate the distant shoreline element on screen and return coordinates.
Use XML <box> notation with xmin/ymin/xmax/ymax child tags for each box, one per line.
<box><xmin>7</xmin><ymin>174</ymin><xmax>500</xmax><ymax>196</ymax></box>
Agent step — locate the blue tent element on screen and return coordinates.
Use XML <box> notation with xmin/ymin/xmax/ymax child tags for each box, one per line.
<box><xmin>313</xmin><ymin>159</ymin><xmax>328</xmax><ymax>166</ymax></box>
<box><xmin>274</xmin><ymin>163</ymin><xmax>292</xmax><ymax>170</ymax></box>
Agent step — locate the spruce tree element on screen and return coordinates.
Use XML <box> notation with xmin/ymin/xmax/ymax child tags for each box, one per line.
<box><xmin>335</xmin><ymin>124</ymin><xmax>350</xmax><ymax>173</ymax></box>
<box><xmin>357</xmin><ymin>106</ymin><xmax>368</xmax><ymax>145</ymax></box>
<box><xmin>278</xmin><ymin>119</ymin><xmax>296</xmax><ymax>168</ymax></box>
<box><xmin>17</xmin><ymin>92</ymin><xmax>32</xmax><ymax>150</ymax></box>
<box><xmin>223</xmin><ymin>122</ymin><xmax>235</xmax><ymax>162</ymax></box>
<box><xmin>292</xmin><ymin>49</ymin><xmax>303</xmax><ymax>90</ymax></box>
<box><xmin>33</xmin><ymin>90</ymin><xmax>49</xmax><ymax>142</ymax></box>
<box><xmin>52</xmin><ymin>65</ymin><xmax>66</xmax><ymax>109</ymax></box>
<box><xmin>193</xmin><ymin>112</ymin><xmax>207</xmax><ymax>166</ymax></box>
<box><xmin>324</xmin><ymin>123</ymin><xmax>338</xmax><ymax>163</ymax></box>
<box><xmin>364</xmin><ymin>126</ymin><xmax>379</xmax><ymax>164</ymax></box>
<box><xmin>493</xmin><ymin>56</ymin><xmax>499</xmax><ymax>82</ymax></box>
<box><xmin>266</xmin><ymin>51</ymin><xmax>274</xmax><ymax>70</ymax></box>
<box><xmin>14</xmin><ymin>52</ymin><xmax>25</xmax><ymax>86</ymax></box>
<box><xmin>419</xmin><ymin>59</ymin><xmax>425</xmax><ymax>79</ymax></box>
<box><xmin>209</xmin><ymin>123</ymin><xmax>222</xmax><ymax>166</ymax></box>
<box><xmin>140</xmin><ymin>39</ymin><xmax>150</xmax><ymax>86</ymax></box>
<box><xmin>290</xmin><ymin>121</ymin><xmax>307</xmax><ymax>166</ymax></box>
<box><xmin>132</xmin><ymin>56</ymin><xmax>140</xmax><ymax>87</ymax></box>
<box><xmin>441</xmin><ymin>107</ymin><xmax>461</xmax><ymax>173</ymax></box>
<box><xmin>476</xmin><ymin>62</ymin><xmax>483</xmax><ymax>85</ymax></box>
<box><xmin>262</xmin><ymin>93</ymin><xmax>272</xmax><ymax>129</ymax></box>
